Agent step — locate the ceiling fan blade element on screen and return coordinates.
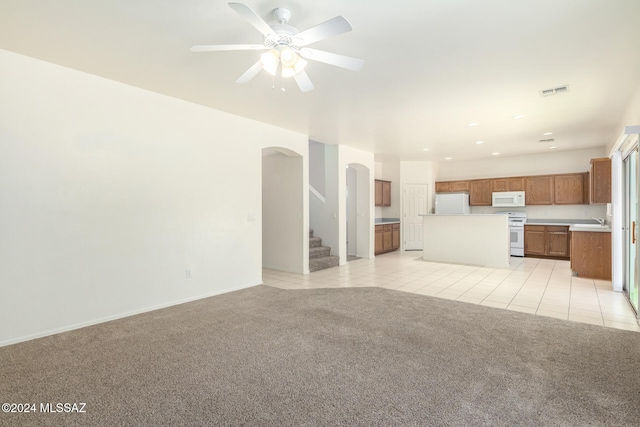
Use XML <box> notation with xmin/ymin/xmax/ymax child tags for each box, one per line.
<box><xmin>191</xmin><ymin>44</ymin><xmax>266</xmax><ymax>52</ymax></box>
<box><xmin>293</xmin><ymin>71</ymin><xmax>315</xmax><ymax>92</ymax></box>
<box><xmin>295</xmin><ymin>16</ymin><xmax>353</xmax><ymax>46</ymax></box>
<box><xmin>228</xmin><ymin>2</ymin><xmax>276</xmax><ymax>37</ymax></box>
<box><xmin>235</xmin><ymin>61</ymin><xmax>264</xmax><ymax>84</ymax></box>
<box><xmin>299</xmin><ymin>48</ymin><xmax>364</xmax><ymax>71</ymax></box>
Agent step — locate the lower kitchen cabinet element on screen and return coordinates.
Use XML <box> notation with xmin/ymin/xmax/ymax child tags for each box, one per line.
<box><xmin>571</xmin><ymin>231</ymin><xmax>611</xmax><ymax>279</ymax></box>
<box><xmin>524</xmin><ymin>225</ymin><xmax>570</xmax><ymax>259</ymax></box>
<box><xmin>375</xmin><ymin>223</ymin><xmax>400</xmax><ymax>255</ymax></box>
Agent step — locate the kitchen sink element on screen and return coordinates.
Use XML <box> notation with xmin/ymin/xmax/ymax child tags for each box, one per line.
<box><xmin>572</xmin><ymin>223</ymin><xmax>607</xmax><ymax>228</ymax></box>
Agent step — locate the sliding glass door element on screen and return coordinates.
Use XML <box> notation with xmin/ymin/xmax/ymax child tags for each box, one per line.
<box><xmin>624</xmin><ymin>146</ymin><xmax>638</xmax><ymax>313</ymax></box>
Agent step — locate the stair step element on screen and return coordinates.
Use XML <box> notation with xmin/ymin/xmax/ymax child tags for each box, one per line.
<box><xmin>309</xmin><ymin>246</ymin><xmax>331</xmax><ymax>259</ymax></box>
<box><xmin>309</xmin><ymin>237</ymin><xmax>322</xmax><ymax>248</ymax></box>
<box><xmin>309</xmin><ymin>256</ymin><xmax>340</xmax><ymax>272</ymax></box>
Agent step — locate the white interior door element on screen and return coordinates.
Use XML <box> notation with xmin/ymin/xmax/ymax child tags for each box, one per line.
<box><xmin>403</xmin><ymin>183</ymin><xmax>428</xmax><ymax>250</ymax></box>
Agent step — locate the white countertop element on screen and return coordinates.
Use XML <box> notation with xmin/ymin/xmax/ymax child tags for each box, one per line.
<box><xmin>569</xmin><ymin>224</ymin><xmax>612</xmax><ymax>233</ymax></box>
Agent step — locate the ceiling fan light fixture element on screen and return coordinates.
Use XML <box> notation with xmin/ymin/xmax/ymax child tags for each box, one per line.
<box><xmin>281</xmin><ymin>65</ymin><xmax>296</xmax><ymax>78</ymax></box>
<box><xmin>260</xmin><ymin>49</ymin><xmax>279</xmax><ymax>75</ymax></box>
<box><xmin>192</xmin><ymin>3</ymin><xmax>363</xmax><ymax>92</ymax></box>
<box><xmin>279</xmin><ymin>46</ymin><xmax>297</xmax><ymax>67</ymax></box>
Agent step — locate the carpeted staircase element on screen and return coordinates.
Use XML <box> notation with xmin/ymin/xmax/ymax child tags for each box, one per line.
<box><xmin>309</xmin><ymin>229</ymin><xmax>339</xmax><ymax>272</ymax></box>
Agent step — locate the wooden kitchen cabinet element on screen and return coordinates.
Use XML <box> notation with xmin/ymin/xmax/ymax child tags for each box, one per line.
<box><xmin>524</xmin><ymin>225</ymin><xmax>547</xmax><ymax>256</ymax></box>
<box><xmin>383</xmin><ymin>224</ymin><xmax>393</xmax><ymax>250</ymax></box>
<box><xmin>525</xmin><ymin>175</ymin><xmax>554</xmax><ymax>205</ymax></box>
<box><xmin>524</xmin><ymin>225</ymin><xmax>570</xmax><ymax>259</ymax></box>
<box><xmin>554</xmin><ymin>173</ymin><xmax>588</xmax><ymax>205</ymax></box>
<box><xmin>571</xmin><ymin>231</ymin><xmax>611</xmax><ymax>279</ymax></box>
<box><xmin>469</xmin><ymin>179</ymin><xmax>493</xmax><ymax>206</ymax></box>
<box><xmin>508</xmin><ymin>177</ymin><xmax>525</xmax><ymax>191</ymax></box>
<box><xmin>492</xmin><ymin>179</ymin><xmax>508</xmax><ymax>192</ymax></box>
<box><xmin>546</xmin><ymin>226</ymin><xmax>570</xmax><ymax>258</ymax></box>
<box><xmin>493</xmin><ymin>177</ymin><xmax>525</xmax><ymax>192</ymax></box>
<box><xmin>375</xmin><ymin>225</ymin><xmax>384</xmax><ymax>254</ymax></box>
<box><xmin>392</xmin><ymin>223</ymin><xmax>400</xmax><ymax>249</ymax></box>
<box><xmin>590</xmin><ymin>158</ymin><xmax>611</xmax><ymax>204</ymax></box>
<box><xmin>375</xmin><ymin>223</ymin><xmax>400</xmax><ymax>255</ymax></box>
<box><xmin>375</xmin><ymin>180</ymin><xmax>383</xmax><ymax>206</ymax></box>
<box><xmin>436</xmin><ymin>168</ymin><xmax>595</xmax><ymax>206</ymax></box>
<box><xmin>435</xmin><ymin>180</ymin><xmax>470</xmax><ymax>193</ymax></box>
<box><xmin>375</xmin><ymin>180</ymin><xmax>391</xmax><ymax>206</ymax></box>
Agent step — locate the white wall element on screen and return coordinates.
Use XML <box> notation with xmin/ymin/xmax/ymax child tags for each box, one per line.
<box><xmin>262</xmin><ymin>150</ymin><xmax>306</xmax><ymax>274</ymax></box>
<box><xmin>308</xmin><ymin>140</ymin><xmax>325</xmax><ymax>195</ymax></box>
<box><xmin>609</xmin><ymin>81</ymin><xmax>640</xmax><ymax>153</ymax></box>
<box><xmin>437</xmin><ymin>147</ymin><xmax>607</xmax><ymax>180</ymax></box>
<box><xmin>0</xmin><ymin>50</ymin><xmax>308</xmax><ymax>346</ymax></box>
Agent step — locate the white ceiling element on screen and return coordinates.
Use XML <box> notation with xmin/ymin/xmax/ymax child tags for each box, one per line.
<box><xmin>2</xmin><ymin>0</ymin><xmax>640</xmax><ymax>162</ymax></box>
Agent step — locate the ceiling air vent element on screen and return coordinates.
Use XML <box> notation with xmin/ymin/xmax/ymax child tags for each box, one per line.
<box><xmin>539</xmin><ymin>138</ymin><xmax>555</xmax><ymax>143</ymax></box>
<box><xmin>539</xmin><ymin>85</ymin><xmax>570</xmax><ymax>97</ymax></box>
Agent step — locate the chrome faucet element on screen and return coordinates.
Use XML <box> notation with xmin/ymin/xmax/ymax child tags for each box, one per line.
<box><xmin>592</xmin><ymin>217</ymin><xmax>605</xmax><ymax>225</ymax></box>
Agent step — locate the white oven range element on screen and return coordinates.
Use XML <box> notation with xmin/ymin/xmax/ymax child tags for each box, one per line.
<box><xmin>497</xmin><ymin>211</ymin><xmax>526</xmax><ymax>257</ymax></box>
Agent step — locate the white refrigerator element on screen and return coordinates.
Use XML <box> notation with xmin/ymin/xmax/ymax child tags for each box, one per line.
<box><xmin>435</xmin><ymin>193</ymin><xmax>470</xmax><ymax>214</ymax></box>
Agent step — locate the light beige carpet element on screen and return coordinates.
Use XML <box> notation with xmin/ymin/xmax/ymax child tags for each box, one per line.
<box><xmin>1</xmin><ymin>285</ymin><xmax>638</xmax><ymax>426</ymax></box>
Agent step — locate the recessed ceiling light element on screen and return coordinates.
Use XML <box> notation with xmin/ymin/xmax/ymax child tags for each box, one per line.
<box><xmin>492</xmin><ymin>152</ymin><xmax>500</xmax><ymax>156</ymax></box>
<box><xmin>543</xmin><ymin>131</ymin><xmax>553</xmax><ymax>136</ymax></box>
<box><xmin>422</xmin><ymin>148</ymin><xmax>430</xmax><ymax>151</ymax></box>
<box><xmin>513</xmin><ymin>114</ymin><xmax>525</xmax><ymax>119</ymax></box>
<box><xmin>475</xmin><ymin>141</ymin><xmax>484</xmax><ymax>145</ymax></box>
<box><xmin>445</xmin><ymin>157</ymin><xmax>452</xmax><ymax>160</ymax></box>
<box><xmin>549</xmin><ymin>146</ymin><xmax>558</xmax><ymax>149</ymax></box>
<box><xmin>467</xmin><ymin>122</ymin><xmax>479</xmax><ymax>127</ymax></box>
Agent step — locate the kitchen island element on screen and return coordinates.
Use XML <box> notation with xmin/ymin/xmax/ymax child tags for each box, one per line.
<box><xmin>421</xmin><ymin>214</ymin><xmax>510</xmax><ymax>268</ymax></box>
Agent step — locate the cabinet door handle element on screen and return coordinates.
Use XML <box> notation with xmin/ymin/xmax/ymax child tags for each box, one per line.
<box><xmin>633</xmin><ymin>221</ymin><xmax>637</xmax><ymax>244</ymax></box>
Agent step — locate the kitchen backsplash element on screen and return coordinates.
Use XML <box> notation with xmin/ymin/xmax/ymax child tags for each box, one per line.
<box><xmin>470</xmin><ymin>204</ymin><xmax>608</xmax><ymax>219</ymax></box>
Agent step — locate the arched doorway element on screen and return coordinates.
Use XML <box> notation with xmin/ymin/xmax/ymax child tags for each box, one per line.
<box><xmin>262</xmin><ymin>147</ymin><xmax>306</xmax><ymax>273</ymax></box>
<box><xmin>344</xmin><ymin>163</ymin><xmax>372</xmax><ymax>262</ymax></box>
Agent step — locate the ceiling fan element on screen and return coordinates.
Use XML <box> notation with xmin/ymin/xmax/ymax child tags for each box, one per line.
<box><xmin>191</xmin><ymin>2</ymin><xmax>364</xmax><ymax>92</ymax></box>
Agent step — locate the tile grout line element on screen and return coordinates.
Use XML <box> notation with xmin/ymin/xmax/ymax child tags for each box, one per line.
<box><xmin>480</xmin><ymin>257</ymin><xmax>537</xmax><ymax>306</ymax></box>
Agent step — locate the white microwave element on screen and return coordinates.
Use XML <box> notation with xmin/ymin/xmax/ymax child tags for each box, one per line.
<box><xmin>492</xmin><ymin>191</ymin><xmax>525</xmax><ymax>207</ymax></box>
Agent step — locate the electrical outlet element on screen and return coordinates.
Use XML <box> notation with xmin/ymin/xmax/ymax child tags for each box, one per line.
<box><xmin>185</xmin><ymin>269</ymin><xmax>192</xmax><ymax>278</ymax></box>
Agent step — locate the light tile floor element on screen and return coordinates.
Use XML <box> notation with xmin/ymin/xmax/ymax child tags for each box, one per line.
<box><xmin>263</xmin><ymin>250</ymin><xmax>639</xmax><ymax>332</ymax></box>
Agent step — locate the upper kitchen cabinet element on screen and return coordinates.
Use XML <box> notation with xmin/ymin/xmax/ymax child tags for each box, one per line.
<box><xmin>375</xmin><ymin>180</ymin><xmax>391</xmax><ymax>207</ymax></box>
<box><xmin>508</xmin><ymin>177</ymin><xmax>526</xmax><ymax>191</ymax></box>
<box><xmin>525</xmin><ymin>175</ymin><xmax>554</xmax><ymax>205</ymax></box>
<box><xmin>493</xmin><ymin>177</ymin><xmax>525</xmax><ymax>192</ymax></box>
<box><xmin>590</xmin><ymin>158</ymin><xmax>611</xmax><ymax>204</ymax></box>
<box><xmin>435</xmin><ymin>180</ymin><xmax>470</xmax><ymax>193</ymax></box>
<box><xmin>554</xmin><ymin>173</ymin><xmax>589</xmax><ymax>205</ymax></box>
<box><xmin>469</xmin><ymin>180</ymin><xmax>493</xmax><ymax>206</ymax></box>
